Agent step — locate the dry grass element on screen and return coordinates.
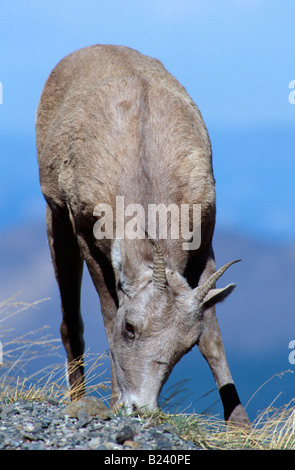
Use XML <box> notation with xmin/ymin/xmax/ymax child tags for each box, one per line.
<box><xmin>140</xmin><ymin>398</ymin><xmax>295</xmax><ymax>450</ymax></box>
<box><xmin>0</xmin><ymin>352</ymin><xmax>111</xmax><ymax>405</ymax></box>
<box><xmin>0</xmin><ymin>296</ymin><xmax>111</xmax><ymax>404</ymax></box>
<box><xmin>1</xmin><ymin>296</ymin><xmax>295</xmax><ymax>449</ymax></box>
<box><xmin>0</xmin><ymin>296</ymin><xmax>60</xmax><ymax>393</ymax></box>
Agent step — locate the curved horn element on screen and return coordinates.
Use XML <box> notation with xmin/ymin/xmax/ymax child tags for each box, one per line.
<box><xmin>196</xmin><ymin>259</ymin><xmax>241</xmax><ymax>303</ymax></box>
<box><xmin>146</xmin><ymin>231</ymin><xmax>167</xmax><ymax>291</ymax></box>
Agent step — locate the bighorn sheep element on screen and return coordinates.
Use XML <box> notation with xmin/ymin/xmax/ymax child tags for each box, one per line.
<box><xmin>36</xmin><ymin>45</ymin><xmax>250</xmax><ymax>426</ymax></box>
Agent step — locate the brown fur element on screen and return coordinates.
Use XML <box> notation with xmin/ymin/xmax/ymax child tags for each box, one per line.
<box><xmin>36</xmin><ymin>45</ymin><xmax>249</xmax><ymax>426</ymax></box>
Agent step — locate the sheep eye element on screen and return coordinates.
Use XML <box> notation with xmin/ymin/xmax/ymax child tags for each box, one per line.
<box><xmin>125</xmin><ymin>321</ymin><xmax>135</xmax><ymax>337</ymax></box>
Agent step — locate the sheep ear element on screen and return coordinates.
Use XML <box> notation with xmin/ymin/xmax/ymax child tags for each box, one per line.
<box><xmin>201</xmin><ymin>284</ymin><xmax>236</xmax><ymax>309</ymax></box>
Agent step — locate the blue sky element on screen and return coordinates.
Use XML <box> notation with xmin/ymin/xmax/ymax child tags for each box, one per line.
<box><xmin>0</xmin><ymin>0</ymin><xmax>294</xmax><ymax>241</ymax></box>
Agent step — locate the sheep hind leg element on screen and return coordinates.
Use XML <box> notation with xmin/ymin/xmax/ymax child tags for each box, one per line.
<box><xmin>46</xmin><ymin>203</ymin><xmax>85</xmax><ymax>400</ymax></box>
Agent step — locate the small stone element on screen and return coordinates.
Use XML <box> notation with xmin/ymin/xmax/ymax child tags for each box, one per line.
<box><xmin>159</xmin><ymin>423</ymin><xmax>178</xmax><ymax>434</ymax></box>
<box><xmin>105</xmin><ymin>441</ymin><xmax>122</xmax><ymax>450</ymax></box>
<box><xmin>76</xmin><ymin>409</ymin><xmax>92</xmax><ymax>428</ymax></box>
<box><xmin>24</xmin><ymin>423</ymin><xmax>35</xmax><ymax>432</ymax></box>
<box><xmin>6</xmin><ymin>407</ymin><xmax>20</xmax><ymax>417</ymax></box>
<box><xmin>41</xmin><ymin>418</ymin><xmax>51</xmax><ymax>429</ymax></box>
<box><xmin>47</xmin><ymin>398</ymin><xmax>59</xmax><ymax>406</ymax></box>
<box><xmin>23</xmin><ymin>404</ymin><xmax>34</xmax><ymax>412</ymax></box>
<box><xmin>116</xmin><ymin>425</ymin><xmax>135</xmax><ymax>444</ymax></box>
<box><xmin>123</xmin><ymin>440</ymin><xmax>140</xmax><ymax>449</ymax></box>
<box><xmin>88</xmin><ymin>437</ymin><xmax>101</xmax><ymax>450</ymax></box>
<box><xmin>64</xmin><ymin>396</ymin><xmax>110</xmax><ymax>420</ymax></box>
<box><xmin>26</xmin><ymin>442</ymin><xmax>46</xmax><ymax>450</ymax></box>
<box><xmin>21</xmin><ymin>432</ymin><xmax>42</xmax><ymax>442</ymax></box>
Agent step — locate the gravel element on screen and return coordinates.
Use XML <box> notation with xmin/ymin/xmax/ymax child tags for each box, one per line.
<box><xmin>0</xmin><ymin>398</ymin><xmax>200</xmax><ymax>451</ymax></box>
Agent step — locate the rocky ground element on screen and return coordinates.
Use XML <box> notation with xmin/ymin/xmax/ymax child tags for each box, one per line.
<box><xmin>0</xmin><ymin>396</ymin><xmax>200</xmax><ymax>451</ymax></box>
